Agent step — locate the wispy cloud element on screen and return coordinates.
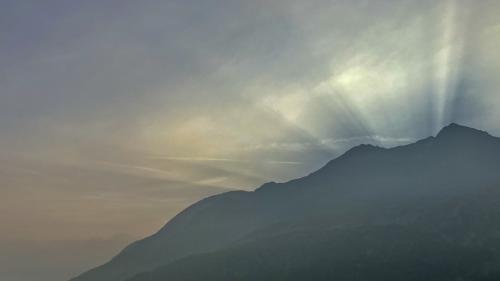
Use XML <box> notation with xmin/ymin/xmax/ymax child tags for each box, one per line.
<box><xmin>150</xmin><ymin>156</ymin><xmax>302</xmax><ymax>165</ymax></box>
<box><xmin>245</xmin><ymin>136</ymin><xmax>414</xmax><ymax>152</ymax></box>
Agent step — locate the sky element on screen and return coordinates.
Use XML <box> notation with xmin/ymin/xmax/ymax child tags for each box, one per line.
<box><xmin>1</xmin><ymin>0</ymin><xmax>500</xmax><ymax>280</ymax></box>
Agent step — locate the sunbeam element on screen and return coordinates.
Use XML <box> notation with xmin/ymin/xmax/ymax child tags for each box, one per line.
<box><xmin>432</xmin><ymin>0</ymin><xmax>467</xmax><ymax>134</ymax></box>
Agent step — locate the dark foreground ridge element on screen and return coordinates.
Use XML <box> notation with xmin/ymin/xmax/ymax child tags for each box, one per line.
<box><xmin>71</xmin><ymin>123</ymin><xmax>500</xmax><ymax>281</ymax></box>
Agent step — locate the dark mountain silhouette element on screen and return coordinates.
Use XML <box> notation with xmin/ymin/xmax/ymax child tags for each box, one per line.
<box><xmin>71</xmin><ymin>123</ymin><xmax>500</xmax><ymax>281</ymax></box>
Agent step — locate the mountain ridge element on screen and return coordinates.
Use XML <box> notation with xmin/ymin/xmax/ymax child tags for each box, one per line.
<box><xmin>71</xmin><ymin>123</ymin><xmax>500</xmax><ymax>281</ymax></box>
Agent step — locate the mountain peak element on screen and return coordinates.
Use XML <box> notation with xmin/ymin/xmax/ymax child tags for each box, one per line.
<box><xmin>436</xmin><ymin>123</ymin><xmax>489</xmax><ymax>139</ymax></box>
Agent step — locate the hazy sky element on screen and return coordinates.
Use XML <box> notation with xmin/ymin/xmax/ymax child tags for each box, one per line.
<box><xmin>2</xmin><ymin>1</ymin><xmax>500</xmax><ymax>280</ymax></box>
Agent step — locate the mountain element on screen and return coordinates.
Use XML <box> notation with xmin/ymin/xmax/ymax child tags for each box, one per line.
<box><xmin>71</xmin><ymin>123</ymin><xmax>500</xmax><ymax>281</ymax></box>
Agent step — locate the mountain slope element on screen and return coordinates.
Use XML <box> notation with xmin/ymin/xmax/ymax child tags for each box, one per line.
<box><xmin>126</xmin><ymin>182</ymin><xmax>500</xmax><ymax>281</ymax></box>
<box><xmin>71</xmin><ymin>123</ymin><xmax>500</xmax><ymax>281</ymax></box>
<box><xmin>127</xmin><ymin>215</ymin><xmax>500</xmax><ymax>281</ymax></box>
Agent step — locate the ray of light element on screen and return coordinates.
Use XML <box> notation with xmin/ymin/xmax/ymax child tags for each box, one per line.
<box><xmin>433</xmin><ymin>0</ymin><xmax>466</xmax><ymax>133</ymax></box>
